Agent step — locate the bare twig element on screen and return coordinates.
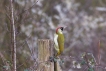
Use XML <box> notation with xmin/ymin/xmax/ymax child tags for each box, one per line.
<box><xmin>89</xmin><ymin>53</ymin><xmax>97</xmax><ymax>65</ymax></box>
<box><xmin>24</xmin><ymin>0</ymin><xmax>39</xmax><ymax>12</ymax></box>
<box><xmin>84</xmin><ymin>53</ymin><xmax>90</xmax><ymax>68</ymax></box>
<box><xmin>82</xmin><ymin>66</ymin><xmax>88</xmax><ymax>71</ymax></box>
<box><xmin>16</xmin><ymin>58</ymin><xmax>30</xmax><ymax>69</ymax></box>
<box><xmin>5</xmin><ymin>12</ymin><xmax>11</xmax><ymax>22</ymax></box>
<box><xmin>95</xmin><ymin>65</ymin><xmax>106</xmax><ymax>70</ymax></box>
<box><xmin>17</xmin><ymin>0</ymin><xmax>39</xmax><ymax>16</ymax></box>
<box><xmin>97</xmin><ymin>40</ymin><xmax>101</xmax><ymax>65</ymax></box>
<box><xmin>10</xmin><ymin>0</ymin><xmax>16</xmax><ymax>71</ymax></box>
<box><xmin>0</xmin><ymin>52</ymin><xmax>11</xmax><ymax>70</ymax></box>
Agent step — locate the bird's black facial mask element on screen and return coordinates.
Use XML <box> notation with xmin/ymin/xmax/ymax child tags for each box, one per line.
<box><xmin>60</xmin><ymin>27</ymin><xmax>64</xmax><ymax>31</ymax></box>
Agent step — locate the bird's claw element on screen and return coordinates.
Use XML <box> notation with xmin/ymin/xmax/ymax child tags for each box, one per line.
<box><xmin>49</xmin><ymin>56</ymin><xmax>60</xmax><ymax>62</ymax></box>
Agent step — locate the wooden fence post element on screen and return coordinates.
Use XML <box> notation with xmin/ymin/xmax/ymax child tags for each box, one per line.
<box><xmin>37</xmin><ymin>39</ymin><xmax>54</xmax><ymax>71</ymax></box>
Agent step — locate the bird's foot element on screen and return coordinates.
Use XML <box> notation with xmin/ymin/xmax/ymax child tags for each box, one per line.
<box><xmin>49</xmin><ymin>56</ymin><xmax>54</xmax><ymax>62</ymax></box>
<box><xmin>49</xmin><ymin>56</ymin><xmax>60</xmax><ymax>62</ymax></box>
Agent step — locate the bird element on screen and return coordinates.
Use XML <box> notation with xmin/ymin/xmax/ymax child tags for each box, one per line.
<box><xmin>54</xmin><ymin>27</ymin><xmax>65</xmax><ymax>57</ymax></box>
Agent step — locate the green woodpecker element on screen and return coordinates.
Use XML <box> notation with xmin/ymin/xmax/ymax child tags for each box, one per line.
<box><xmin>54</xmin><ymin>27</ymin><xmax>65</xmax><ymax>57</ymax></box>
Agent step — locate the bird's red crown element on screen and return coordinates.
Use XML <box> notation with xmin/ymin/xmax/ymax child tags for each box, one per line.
<box><xmin>56</xmin><ymin>27</ymin><xmax>61</xmax><ymax>33</ymax></box>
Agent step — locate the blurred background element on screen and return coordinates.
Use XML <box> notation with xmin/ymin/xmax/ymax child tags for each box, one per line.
<box><xmin>0</xmin><ymin>0</ymin><xmax>106</xmax><ymax>71</ymax></box>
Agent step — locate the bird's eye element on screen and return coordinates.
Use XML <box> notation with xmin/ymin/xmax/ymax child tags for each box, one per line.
<box><xmin>60</xmin><ymin>27</ymin><xmax>63</xmax><ymax>31</ymax></box>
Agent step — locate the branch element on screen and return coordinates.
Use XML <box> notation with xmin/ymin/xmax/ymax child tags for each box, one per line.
<box><xmin>97</xmin><ymin>40</ymin><xmax>101</xmax><ymax>65</ymax></box>
<box><xmin>17</xmin><ymin>0</ymin><xmax>39</xmax><ymax>17</ymax></box>
<box><xmin>10</xmin><ymin>0</ymin><xmax>16</xmax><ymax>71</ymax></box>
